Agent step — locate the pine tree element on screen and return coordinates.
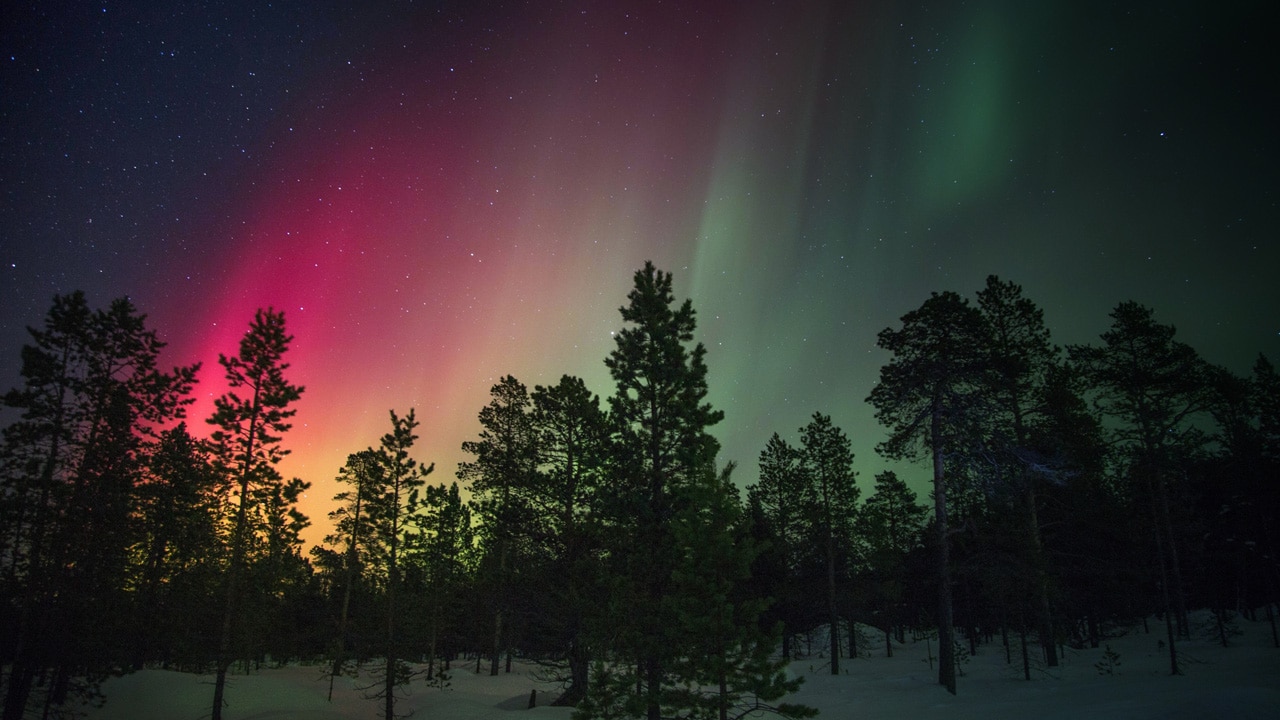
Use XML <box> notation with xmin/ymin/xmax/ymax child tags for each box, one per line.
<box><xmin>459</xmin><ymin>375</ymin><xmax>537</xmax><ymax>676</ymax></box>
<box><xmin>1</xmin><ymin>292</ymin><xmax>197</xmax><ymax>720</ymax></box>
<box><xmin>411</xmin><ymin>481</ymin><xmax>473</xmax><ymax>683</ymax></box>
<box><xmin>129</xmin><ymin>423</ymin><xmax>221</xmax><ymax>669</ymax></box>
<box><xmin>529</xmin><ymin>374</ymin><xmax>607</xmax><ymax>705</ymax></box>
<box><xmin>320</xmin><ymin>449</ymin><xmax>383</xmax><ymax>699</ymax></box>
<box><xmin>1068</xmin><ymin>302</ymin><xmax>1213</xmax><ymax>675</ymax></box>
<box><xmin>861</xmin><ymin>471</ymin><xmax>927</xmax><ymax>656</ymax></box>
<box><xmin>867</xmin><ymin>290</ymin><xmax>990</xmax><ymax>695</ymax></box>
<box><xmin>367</xmin><ymin>409</ymin><xmax>434</xmax><ymax>720</ymax></box>
<box><xmin>975</xmin><ymin>275</ymin><xmax>1060</xmax><ymax>666</ymax></box>
<box><xmin>596</xmin><ymin>262</ymin><xmax>722</xmax><ymax>720</ymax></box>
<box><xmin>1030</xmin><ymin>364</ymin><xmax>1127</xmax><ymax>649</ymax></box>
<box><xmin>1249</xmin><ymin>356</ymin><xmax>1280</xmax><ymax>647</ymax></box>
<box><xmin>665</xmin><ymin>464</ymin><xmax>815</xmax><ymax>720</ymax></box>
<box><xmin>798</xmin><ymin>413</ymin><xmax>859</xmax><ymax>674</ymax></box>
<box><xmin>746</xmin><ymin>433</ymin><xmax>814</xmax><ymax>660</ymax></box>
<box><xmin>208</xmin><ymin>308</ymin><xmax>304</xmax><ymax>720</ymax></box>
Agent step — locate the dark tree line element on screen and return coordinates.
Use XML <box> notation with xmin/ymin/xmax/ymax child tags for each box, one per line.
<box><xmin>0</xmin><ymin>299</ymin><xmax>313</xmax><ymax>720</ymax></box>
<box><xmin>2</xmin><ymin>269</ymin><xmax>1277</xmax><ymax>718</ymax></box>
<box><xmin>752</xmin><ymin>277</ymin><xmax>1279</xmax><ymax>696</ymax></box>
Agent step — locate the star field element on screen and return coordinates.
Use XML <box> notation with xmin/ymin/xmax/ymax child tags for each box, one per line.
<box><xmin>2</xmin><ymin>0</ymin><xmax>1277</xmax><ymax>548</ymax></box>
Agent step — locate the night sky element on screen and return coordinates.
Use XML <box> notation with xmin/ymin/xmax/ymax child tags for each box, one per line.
<box><xmin>3</xmin><ymin>1</ymin><xmax>1277</xmax><ymax>549</ymax></box>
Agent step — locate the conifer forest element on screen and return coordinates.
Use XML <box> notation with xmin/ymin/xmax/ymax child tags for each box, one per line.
<box><xmin>1</xmin><ymin>263</ymin><xmax>1277</xmax><ymax>720</ymax></box>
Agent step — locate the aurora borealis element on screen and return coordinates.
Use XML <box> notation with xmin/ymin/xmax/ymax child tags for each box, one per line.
<box><xmin>3</xmin><ymin>1</ymin><xmax>1277</xmax><ymax>549</ymax></box>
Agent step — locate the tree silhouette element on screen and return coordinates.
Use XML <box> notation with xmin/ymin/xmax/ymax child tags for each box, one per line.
<box><xmin>1</xmin><ymin>292</ymin><xmax>197</xmax><ymax>720</ymax></box>
<box><xmin>411</xmin><ymin>481</ymin><xmax>473</xmax><ymax>683</ymax></box>
<box><xmin>320</xmin><ymin>449</ymin><xmax>383</xmax><ymax>700</ymax></box>
<box><xmin>1069</xmin><ymin>302</ymin><xmax>1214</xmax><ymax>675</ymax></box>
<box><xmin>592</xmin><ymin>261</ymin><xmax>722</xmax><ymax>720</ymax></box>
<box><xmin>130</xmin><ymin>423</ymin><xmax>222</xmax><ymax>669</ymax></box>
<box><xmin>529</xmin><ymin>375</ymin><xmax>607</xmax><ymax>705</ymax></box>
<box><xmin>207</xmin><ymin>308</ymin><xmax>304</xmax><ymax>720</ymax></box>
<box><xmin>975</xmin><ymin>275</ymin><xmax>1060</xmax><ymax>666</ymax></box>
<box><xmin>746</xmin><ymin>433</ymin><xmax>814</xmax><ymax>660</ymax></box>
<box><xmin>459</xmin><ymin>375</ymin><xmax>536</xmax><ymax>676</ymax></box>
<box><xmin>861</xmin><ymin>470</ymin><xmax>927</xmax><ymax>657</ymax></box>
<box><xmin>867</xmin><ymin>291</ymin><xmax>990</xmax><ymax>695</ymax></box>
<box><xmin>798</xmin><ymin>412</ymin><xmax>859</xmax><ymax>673</ymax></box>
<box><xmin>367</xmin><ymin>409</ymin><xmax>433</xmax><ymax>720</ymax></box>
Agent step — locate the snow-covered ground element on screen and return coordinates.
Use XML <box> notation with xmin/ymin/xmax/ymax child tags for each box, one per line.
<box><xmin>80</xmin><ymin>611</ymin><xmax>1280</xmax><ymax>719</ymax></box>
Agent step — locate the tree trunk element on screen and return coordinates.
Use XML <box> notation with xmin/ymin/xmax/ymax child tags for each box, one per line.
<box><xmin>3</xmin><ymin>381</ymin><xmax>69</xmax><ymax>720</ymax></box>
<box><xmin>1150</xmin><ymin>515</ymin><xmax>1180</xmax><ymax>675</ymax></box>
<box><xmin>645</xmin><ymin>655</ymin><xmax>662</xmax><ymax>720</ymax></box>
<box><xmin>553</xmin><ymin>638</ymin><xmax>590</xmax><ymax>706</ymax></box>
<box><xmin>426</xmin><ymin>592</ymin><xmax>439</xmax><ymax>682</ymax></box>
<box><xmin>931</xmin><ymin>401</ymin><xmax>956</xmax><ymax>695</ymax></box>
<box><xmin>2</xmin><ymin>663</ymin><xmax>34</xmax><ymax>720</ymax></box>
<box><xmin>385</xmin><ymin>491</ymin><xmax>400</xmax><ymax>720</ymax></box>
<box><xmin>1019</xmin><ymin>625</ymin><xmax>1030</xmax><ymax>681</ymax></box>
<box><xmin>1154</xmin><ymin>472</ymin><xmax>1189</xmax><ymax>638</ymax></box>
<box><xmin>490</xmin><ymin>534</ymin><xmax>508</xmax><ymax>677</ymax></box>
<box><xmin>329</xmin><ymin>488</ymin><xmax>363</xmax><ymax>701</ymax></box>
<box><xmin>212</xmin><ymin>385</ymin><xmax>262</xmax><ymax>720</ymax></box>
<box><xmin>213</xmin><ymin>468</ymin><xmax>253</xmax><ymax>720</ymax></box>
<box><xmin>490</xmin><ymin>609</ymin><xmax>504</xmax><ymax>677</ymax></box>
<box><xmin>827</xmin><ymin>530</ymin><xmax>839</xmax><ymax>674</ymax></box>
<box><xmin>1024</xmin><ymin>486</ymin><xmax>1058</xmax><ymax>667</ymax></box>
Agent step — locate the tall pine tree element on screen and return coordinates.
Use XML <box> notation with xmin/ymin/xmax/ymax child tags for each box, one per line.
<box><xmin>410</xmin><ymin>481</ymin><xmax>473</xmax><ymax>683</ymax></box>
<box><xmin>1068</xmin><ymin>302</ymin><xmax>1213</xmax><ymax>675</ymax></box>
<box><xmin>798</xmin><ymin>413</ymin><xmax>859</xmax><ymax>673</ymax></box>
<box><xmin>459</xmin><ymin>375</ymin><xmax>537</xmax><ymax>676</ymax></box>
<box><xmin>867</xmin><ymin>291</ymin><xmax>990</xmax><ymax>695</ymax></box>
<box><xmin>207</xmin><ymin>308</ymin><xmax>304</xmax><ymax>720</ymax></box>
<box><xmin>596</xmin><ymin>262</ymin><xmax>722</xmax><ymax>720</ymax></box>
<box><xmin>746</xmin><ymin>433</ymin><xmax>813</xmax><ymax>661</ymax></box>
<box><xmin>529</xmin><ymin>375</ymin><xmax>607</xmax><ymax>705</ymax></box>
<box><xmin>975</xmin><ymin>275</ymin><xmax>1060</xmax><ymax>666</ymax></box>
<box><xmin>367</xmin><ymin>409</ymin><xmax>434</xmax><ymax>720</ymax></box>
<box><xmin>320</xmin><ymin>449</ymin><xmax>384</xmax><ymax>700</ymax></box>
<box><xmin>861</xmin><ymin>471</ymin><xmax>927</xmax><ymax>657</ymax></box>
